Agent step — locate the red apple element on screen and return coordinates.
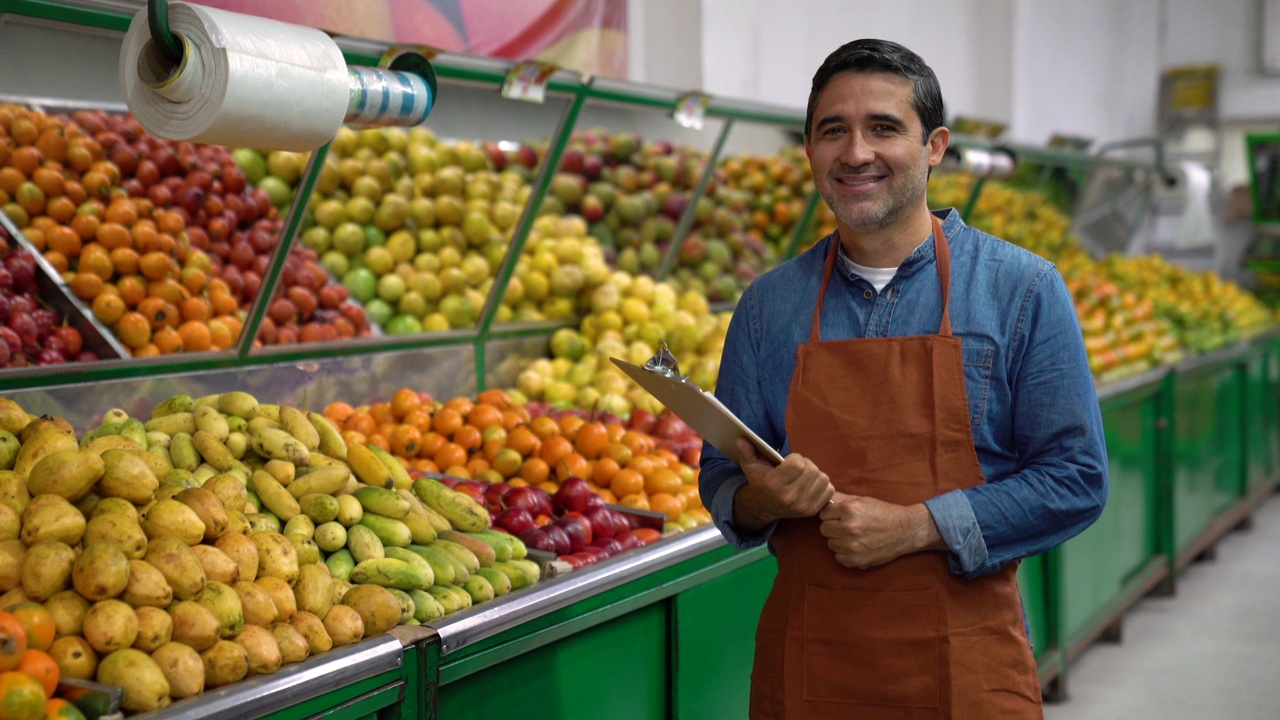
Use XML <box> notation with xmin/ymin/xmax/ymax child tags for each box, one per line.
<box><xmin>553</xmin><ymin>477</ymin><xmax>594</xmax><ymax>514</ymax></box>
<box><xmin>542</xmin><ymin>524</ymin><xmax>571</xmax><ymax>555</ymax></box>
<box><xmin>590</xmin><ymin>537</ymin><xmax>624</xmax><ymax>557</ymax></box>
<box><xmin>583</xmin><ymin>507</ymin><xmax>615</xmax><ymax>540</ymax></box>
<box><xmin>518</xmin><ymin>527</ymin><xmax>556</xmax><ymax>554</ymax></box>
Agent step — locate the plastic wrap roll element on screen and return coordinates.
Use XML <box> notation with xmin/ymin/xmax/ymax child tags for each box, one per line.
<box><xmin>120</xmin><ymin>1</ymin><xmax>350</xmax><ymax>152</ymax></box>
<box><xmin>346</xmin><ymin>66</ymin><xmax>434</xmax><ymax>128</ymax></box>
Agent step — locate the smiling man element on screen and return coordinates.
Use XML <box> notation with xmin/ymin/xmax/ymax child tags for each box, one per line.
<box><xmin>699</xmin><ymin>39</ymin><xmax>1108</xmax><ymax>718</ymax></box>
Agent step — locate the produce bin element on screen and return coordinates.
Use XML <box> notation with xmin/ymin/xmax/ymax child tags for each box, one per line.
<box><xmin>1170</xmin><ymin>345</ymin><xmax>1250</xmax><ymax>569</ymax></box>
<box><xmin>1243</xmin><ymin>332</ymin><xmax>1280</xmax><ymax>498</ymax></box>
<box><xmin>128</xmin><ymin>634</ymin><xmax>415</xmax><ymax>720</ymax></box>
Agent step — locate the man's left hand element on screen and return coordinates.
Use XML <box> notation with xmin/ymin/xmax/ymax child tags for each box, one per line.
<box><xmin>819</xmin><ymin>493</ymin><xmax>945</xmax><ymax>569</ymax></box>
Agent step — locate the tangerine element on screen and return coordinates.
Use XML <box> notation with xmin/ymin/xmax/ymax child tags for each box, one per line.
<box><xmin>506</xmin><ymin>427</ymin><xmax>540</xmax><ymax>458</ymax></box>
<box><xmin>539</xmin><ymin>435</ymin><xmax>574</xmax><ymax>467</ymax></box>
<box><xmin>645</xmin><ymin>468</ymin><xmax>683</xmax><ymax>496</ymax></box>
<box><xmin>453</xmin><ymin>425</ymin><xmax>481</xmax><ymax>452</ymax></box>
<box><xmin>432</xmin><ymin>408</ymin><xmax>463</xmax><ymax>437</ymax></box>
<box><xmin>389</xmin><ymin>388</ymin><xmax>421</xmax><ymax>420</ymax></box>
<box><xmin>389</xmin><ymin>425</ymin><xmax>422</xmax><ymax>457</ymax></box>
<box><xmin>44</xmin><ymin>698</ymin><xmax>85</xmax><ymax>720</ymax></box>
<box><xmin>556</xmin><ymin>453</ymin><xmax>590</xmax><ymax>482</ymax></box>
<box><xmin>90</xmin><ymin>293</ymin><xmax>125</xmax><ymax>325</ymax></box>
<box><xmin>619</xmin><ymin>494</ymin><xmax>650</xmax><ymax>511</ymax></box>
<box><xmin>610</xmin><ymin>469</ymin><xmax>644</xmax><ymax>497</ymax></box>
<box><xmin>574</xmin><ymin>422</ymin><xmax>609</xmax><ymax>460</ymax></box>
<box><xmin>529</xmin><ymin>416</ymin><xmax>559</xmax><ymax>440</ymax></box>
<box><xmin>433</xmin><ymin>443</ymin><xmax>467</xmax><ymax>471</ymax></box>
<box><xmin>519</xmin><ymin>457</ymin><xmax>550</xmax><ymax>485</ymax></box>
<box><xmin>114</xmin><ymin>312</ymin><xmax>151</xmax><ymax>349</ymax></box>
<box><xmin>0</xmin><ymin>671</ymin><xmax>44</xmax><ymax>720</ymax></box>
<box><xmin>558</xmin><ymin>415</ymin><xmax>585</xmax><ymax>440</ymax></box>
<box><xmin>178</xmin><ymin>321</ymin><xmax>212</xmax><ymax>352</ymax></box>
<box><xmin>591</xmin><ymin>458</ymin><xmax>621</xmax><ymax>486</ymax></box>
<box><xmin>152</xmin><ymin>326</ymin><xmax>183</xmax><ymax>354</ymax></box>
<box><xmin>467</xmin><ymin>404</ymin><xmax>503</xmax><ymax>430</ymax></box>
<box><xmin>649</xmin><ymin>493</ymin><xmax>684</xmax><ymax>522</ymax></box>
<box><xmin>15</xmin><ymin>650</ymin><xmax>57</xmax><ymax>699</ymax></box>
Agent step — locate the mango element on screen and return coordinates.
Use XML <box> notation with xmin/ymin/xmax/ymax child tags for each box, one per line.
<box><xmin>97</xmin><ymin>648</ymin><xmax>171</xmax><ymax>712</ymax></box>
<box><xmin>150</xmin><ymin>641</ymin><xmax>204</xmax><ymax>699</ymax></box>
<box><xmin>269</xmin><ymin>622</ymin><xmax>309</xmax><ymax>665</ymax></box>
<box><xmin>0</xmin><ymin>471</ymin><xmax>29</xmax><ymax>515</ymax></box>
<box><xmin>195</xmin><ymin>581</ymin><xmax>244</xmax><ymax>639</ymax></box>
<box><xmin>83</xmin><ymin>599</ymin><xmax>139</xmax><ymax>654</ymax></box>
<box><xmin>251</xmin><ymin>532</ymin><xmax>299</xmax><ymax>584</ymax></box>
<box><xmin>174</xmin><ymin>488</ymin><xmax>229</xmax><ymax>541</ymax></box>
<box><xmin>121</xmin><ymin>560</ymin><xmax>174</xmax><ymax>609</ymax></box>
<box><xmin>133</xmin><ymin>606</ymin><xmax>173</xmax><ymax>653</ymax></box>
<box><xmin>27</xmin><ymin>450</ymin><xmax>104</xmax><ymax>502</ymax></box>
<box><xmin>20</xmin><ymin>494</ymin><xmax>86</xmax><ymax>546</ymax></box>
<box><xmin>141</xmin><ymin>499</ymin><xmax>206</xmax><ymax>546</ymax></box>
<box><xmin>341</xmin><ymin>584</ymin><xmax>402</xmax><ymax>636</ymax></box>
<box><xmin>321</xmin><ymin>604</ymin><xmax>364</xmax><ymax>647</ymax></box>
<box><xmin>214</xmin><ymin>533</ymin><xmax>259</xmax><ymax>584</ymax></box>
<box><xmin>200</xmin><ymin>640</ymin><xmax>249</xmax><ymax>688</ymax></box>
<box><xmin>235</xmin><ymin>624</ymin><xmax>281</xmax><ymax>675</ymax></box>
<box><xmin>168</xmin><ymin>601</ymin><xmax>221</xmax><ymax>652</ymax></box>
<box><xmin>190</xmin><ymin>545</ymin><xmax>240</xmax><ymax>585</ymax></box>
<box><xmin>84</xmin><ymin>513</ymin><xmax>148</xmax><ymax>560</ymax></box>
<box><xmin>20</xmin><ymin>541</ymin><xmax>75</xmax><ymax>601</ymax></box>
<box><xmin>292</xmin><ymin>564</ymin><xmax>333</xmax><ymax>620</ymax></box>
<box><xmin>288</xmin><ymin>611</ymin><xmax>331</xmax><ymax>655</ymax></box>
<box><xmin>99</xmin><ymin>449</ymin><xmax>159</xmax><ymax>504</ymax></box>
<box><xmin>144</xmin><ymin>537</ymin><xmax>206</xmax><ymax>601</ymax></box>
<box><xmin>233</xmin><ymin>580</ymin><xmax>278</xmax><ymax>627</ymax></box>
<box><xmin>72</xmin><ymin>544</ymin><xmax>131</xmax><ymax>601</ymax></box>
<box><xmin>254</xmin><ymin>576</ymin><xmax>297</xmax><ymax>623</ymax></box>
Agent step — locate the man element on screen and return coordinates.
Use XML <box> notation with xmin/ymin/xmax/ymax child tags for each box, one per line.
<box><xmin>699</xmin><ymin>39</ymin><xmax>1108</xmax><ymax>719</ymax></box>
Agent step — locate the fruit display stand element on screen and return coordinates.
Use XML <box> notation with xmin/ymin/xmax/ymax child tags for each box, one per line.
<box><xmin>1</xmin><ymin>2</ymin><xmax>1279</xmax><ymax>717</ymax></box>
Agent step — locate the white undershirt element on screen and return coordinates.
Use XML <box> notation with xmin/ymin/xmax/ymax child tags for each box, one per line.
<box><xmin>838</xmin><ymin>246</ymin><xmax>899</xmax><ymax>293</ymax></box>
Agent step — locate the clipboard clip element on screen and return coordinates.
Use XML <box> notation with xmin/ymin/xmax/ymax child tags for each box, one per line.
<box><xmin>644</xmin><ymin>340</ymin><xmax>687</xmax><ymax>381</ymax></box>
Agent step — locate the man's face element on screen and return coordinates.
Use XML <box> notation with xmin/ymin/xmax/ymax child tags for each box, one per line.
<box><xmin>805</xmin><ymin>72</ymin><xmax>947</xmax><ymax>234</ymax></box>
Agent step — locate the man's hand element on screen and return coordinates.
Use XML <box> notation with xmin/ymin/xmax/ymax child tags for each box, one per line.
<box><xmin>818</xmin><ymin>492</ymin><xmax>946</xmax><ymax>569</ymax></box>
<box><xmin>731</xmin><ymin>438</ymin><xmax>834</xmax><ymax>533</ymax></box>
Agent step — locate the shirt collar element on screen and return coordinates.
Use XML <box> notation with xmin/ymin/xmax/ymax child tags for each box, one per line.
<box><xmin>831</xmin><ymin>208</ymin><xmax>962</xmax><ymax>279</ymax></box>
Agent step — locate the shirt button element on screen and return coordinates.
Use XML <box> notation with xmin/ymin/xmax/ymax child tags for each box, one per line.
<box><xmin>863</xmin><ymin>290</ymin><xmax>873</xmax><ymax>300</ymax></box>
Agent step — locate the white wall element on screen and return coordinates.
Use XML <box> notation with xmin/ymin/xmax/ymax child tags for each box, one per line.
<box><xmin>1007</xmin><ymin>0</ymin><xmax>1162</xmax><ymax>145</ymax></box>
<box><xmin>1161</xmin><ymin>0</ymin><xmax>1279</xmax><ymax>121</ymax></box>
<box><xmin>698</xmin><ymin>0</ymin><xmax>1014</xmax><ymax>126</ymax></box>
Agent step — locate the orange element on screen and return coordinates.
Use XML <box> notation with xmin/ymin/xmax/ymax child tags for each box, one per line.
<box><xmin>34</xmin><ymin>128</ymin><xmax>66</xmax><ymax>163</ymax></box>
<box><xmin>43</xmin><ymin>698</ymin><xmax>85</xmax><ymax>720</ymax></box>
<box><xmin>0</xmin><ymin>671</ymin><xmax>44</xmax><ymax>720</ymax></box>
<box><xmin>626</xmin><ymin>455</ymin><xmax>657</xmax><ymax>479</ymax></box>
<box><xmin>341</xmin><ymin>430</ymin><xmax>367</xmax><ymax>448</ymax></box>
<box><xmin>68</xmin><ymin>213</ymin><xmax>98</xmax><ymax>241</ymax></box>
<box><xmin>325</xmin><ymin>402</ymin><xmax>355</xmax><ymax>425</ymax></box>
<box><xmin>0</xmin><ymin>168</ymin><xmax>24</xmax><ymax>197</ymax></box>
<box><xmin>619</xmin><ymin>493</ymin><xmax>650</xmax><ymax>511</ymax></box>
<box><xmin>366</xmin><ymin>434</ymin><xmax>390</xmax><ymax>453</ymax></box>
<box><xmin>465</xmin><ymin>458</ymin><xmax>490</xmax><ymax>478</ymax></box>
<box><xmin>558</xmin><ymin>415</ymin><xmax>585</xmax><ymax>441</ymax></box>
<box><xmin>539</xmin><ymin>435</ymin><xmax>573</xmax><ymax>467</ymax></box>
<box><xmin>209</xmin><ymin>291</ymin><xmax>238</xmax><ymax>317</ymax></box>
<box><xmin>442</xmin><ymin>466</ymin><xmax>471</xmax><ymax>480</ymax></box>
<box><xmin>687</xmin><ymin>508</ymin><xmax>712</xmax><ymax>525</ymax></box>
<box><xmin>67</xmin><ymin>273</ymin><xmax>102</xmax><ymax>301</ymax></box>
<box><xmin>519</xmin><ymin>457</ymin><xmax>550</xmax><ymax>485</ymax></box>
<box><xmin>677</xmin><ymin>485</ymin><xmax>702</xmax><ymax>510</ymax></box>
<box><xmin>179</xmin><ymin>297</ymin><xmax>211</xmax><ymax>324</ymax></box>
<box><xmin>44</xmin><ymin>197</ymin><xmax>75</xmax><ymax>225</ymax></box>
<box><xmin>30</xmin><ymin>169</ymin><xmax>64</xmax><ymax>200</ymax></box>
<box><xmin>595</xmin><ymin>488</ymin><xmax>618</xmax><ymax>505</ymax></box>
<box><xmin>453</xmin><ymin>425</ymin><xmax>481</xmax><ymax>452</ymax></box>
<box><xmin>632</xmin><ymin>528</ymin><xmax>661</xmax><ymax>545</ymax></box>
<box><xmin>43</xmin><ymin>226</ymin><xmax>79</xmax><ymax>258</ymax></box>
<box><xmin>506</xmin><ymin>427</ymin><xmax>540</xmax><ymax>458</ymax></box>
<box><xmin>591</xmin><ymin>457</ymin><xmax>620</xmax><ymax>486</ymax></box>
<box><xmin>180</xmin><ymin>267</ymin><xmax>208</xmax><ymax>295</ymax></box>
<box><xmin>389</xmin><ymin>388</ymin><xmax>422</xmax><ymax>420</ymax></box>
<box><xmin>76</xmin><ymin>245</ymin><xmax>113</xmax><ymax>281</ymax></box>
<box><xmin>389</xmin><ymin>425</ymin><xmax>422</xmax><ymax>458</ymax></box>
<box><xmin>420</xmin><ymin>432</ymin><xmax>446</xmax><ymax>459</ymax></box>
<box><xmin>556</xmin><ymin>453</ymin><xmax>590</xmax><ymax>482</ymax></box>
<box><xmin>41</xmin><ymin>252</ymin><xmax>67</xmax><ymax>274</ymax></box>
<box><xmin>152</xmin><ymin>326</ymin><xmax>183</xmax><ymax>355</ymax></box>
<box><xmin>0</xmin><ymin>614</ymin><xmax>24</xmax><ymax>673</ymax></box>
<box><xmin>207</xmin><ymin>319</ymin><xmax>234</xmax><ymax>350</ymax></box>
<box><xmin>93</xmin><ymin>221</ymin><xmax>130</xmax><ymax>250</ymax></box>
<box><xmin>603</xmin><ymin>442</ymin><xmax>633</xmax><ymax>467</ymax></box>
<box><xmin>369</xmin><ymin>402</ymin><xmax>395</xmax><ymax>427</ymax></box>
<box><xmin>114</xmin><ymin>312</ymin><xmax>151</xmax><ymax>349</ymax></box>
<box><xmin>622</xmin><ymin>430</ymin><xmax>654</xmax><ymax>456</ymax></box>
<box><xmin>178</xmin><ymin>322</ymin><xmax>212</xmax><ymax>353</ymax></box>
<box><xmin>15</xmin><ymin>650</ymin><xmax>57</xmax><ymax>699</ymax></box>
<box><xmin>645</xmin><ymin>468</ymin><xmax>683</xmax><ymax>497</ymax></box>
<box><xmin>116</xmin><ymin>275</ymin><xmax>146</xmax><ymax>307</ymax></box>
<box><xmin>132</xmin><ymin>343</ymin><xmax>161</xmax><ymax>358</ymax></box>
<box><xmin>9</xmin><ymin>148</ymin><xmax>41</xmax><ymax>178</ymax></box>
<box><xmin>139</xmin><ymin>251</ymin><xmax>173</xmax><ymax>282</ymax></box>
<box><xmin>491</xmin><ymin>448</ymin><xmax>524</xmax><ymax>478</ymax></box>
<box><xmin>537</xmin><ymin>481</ymin><xmax>560</xmax><ymax>496</ymax></box>
<box><xmin>443</xmin><ymin>397</ymin><xmax>474</xmax><ymax>419</ymax></box>
<box><xmin>529</xmin><ymin>416</ymin><xmax>559</xmax><ymax>440</ymax></box>
<box><xmin>501</xmin><ymin>410</ymin><xmax>525</xmax><ymax>432</ymax></box>
<box><xmin>507</xmin><ymin>478</ymin><xmax>530</xmax><ymax>489</ymax></box>
<box><xmin>649</xmin><ymin>493</ymin><xmax>683</xmax><ymax>522</ymax></box>
<box><xmin>433</xmin><ymin>443</ymin><xmax>467</xmax><ymax>471</ymax></box>
<box><xmin>90</xmin><ymin>292</ymin><xmax>125</xmax><ymax>325</ymax></box>
<box><xmin>401</xmin><ymin>409</ymin><xmax>433</xmax><ymax>435</ymax></box>
<box><xmin>432</xmin><ymin>408</ymin><xmax>463</xmax><ymax>437</ymax></box>
<box><xmin>103</xmin><ymin>199</ymin><xmax>137</xmax><ymax>226</ymax></box>
<box><xmin>574</xmin><ymin>422</ymin><xmax>609</xmax><ymax>460</ymax></box>
<box><xmin>610</xmin><ymin>469</ymin><xmax>644</xmax><ymax>497</ymax></box>
<box><xmin>476</xmin><ymin>388</ymin><xmax>513</xmax><ymax>409</ymax></box>
<box><xmin>467</xmin><ymin>404</ymin><xmax>503</xmax><ymax>430</ymax></box>
<box><xmin>345</xmin><ymin>412</ymin><xmax>376</xmax><ymax>436</ymax></box>
<box><xmin>136</xmin><ymin>297</ymin><xmax>169</xmax><ymax>330</ymax></box>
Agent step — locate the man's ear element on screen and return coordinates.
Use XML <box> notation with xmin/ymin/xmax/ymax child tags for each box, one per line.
<box><xmin>926</xmin><ymin>126</ymin><xmax>950</xmax><ymax>168</ymax></box>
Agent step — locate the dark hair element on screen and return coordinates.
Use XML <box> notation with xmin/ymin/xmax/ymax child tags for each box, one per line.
<box><xmin>805</xmin><ymin>39</ymin><xmax>944</xmax><ymax>144</ymax></box>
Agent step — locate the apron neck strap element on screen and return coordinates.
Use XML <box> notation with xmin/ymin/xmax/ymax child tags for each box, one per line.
<box><xmin>810</xmin><ymin>213</ymin><xmax>953</xmax><ymax>342</ymax></box>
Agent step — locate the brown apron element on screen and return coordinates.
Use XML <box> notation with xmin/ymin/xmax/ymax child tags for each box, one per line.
<box><xmin>749</xmin><ymin>216</ymin><xmax>1042</xmax><ymax>719</ymax></box>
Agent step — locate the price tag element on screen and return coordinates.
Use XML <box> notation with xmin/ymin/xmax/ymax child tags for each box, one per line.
<box><xmin>378</xmin><ymin>44</ymin><xmax>441</xmax><ymax>68</ymax></box>
<box><xmin>502</xmin><ymin>61</ymin><xmax>559</xmax><ymax>104</ymax></box>
<box><xmin>673</xmin><ymin>91</ymin><xmax>711</xmax><ymax>130</ymax></box>
<box><xmin>951</xmin><ymin>116</ymin><xmax>1008</xmax><ymax>140</ymax></box>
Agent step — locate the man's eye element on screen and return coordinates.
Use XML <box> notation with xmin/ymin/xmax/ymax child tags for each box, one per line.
<box><xmin>823</xmin><ymin>127</ymin><xmax>845</xmax><ymax>137</ymax></box>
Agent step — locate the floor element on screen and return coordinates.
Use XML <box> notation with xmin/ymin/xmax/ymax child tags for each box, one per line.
<box><xmin>1044</xmin><ymin>494</ymin><xmax>1280</xmax><ymax>720</ymax></box>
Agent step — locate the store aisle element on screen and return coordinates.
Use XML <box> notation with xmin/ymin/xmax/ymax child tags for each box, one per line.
<box><xmin>1044</xmin><ymin>494</ymin><xmax>1280</xmax><ymax>720</ymax></box>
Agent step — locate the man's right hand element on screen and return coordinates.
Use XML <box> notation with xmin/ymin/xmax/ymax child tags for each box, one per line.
<box><xmin>731</xmin><ymin>437</ymin><xmax>834</xmax><ymax>533</ymax></box>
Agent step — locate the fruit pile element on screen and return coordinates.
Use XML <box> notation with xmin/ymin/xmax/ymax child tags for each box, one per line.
<box><xmin>0</xmin><ymin>392</ymin><xmax>542</xmax><ymax>713</ymax></box>
<box><xmin>0</xmin><ymin>226</ymin><xmax>96</xmax><ymax>367</ymax></box>
<box><xmin>0</xmin><ymin>104</ymin><xmax>371</xmax><ymax>355</ymax></box>
<box><xmin>321</xmin><ymin>388</ymin><xmax>711</xmax><ymax>535</ymax></box>
<box><xmin>927</xmin><ymin>175</ymin><xmax>1275</xmax><ymax>376</ymax></box>
<box><xmin>0</xmin><ymin>604</ymin><xmax>89</xmax><ymax>720</ymax></box>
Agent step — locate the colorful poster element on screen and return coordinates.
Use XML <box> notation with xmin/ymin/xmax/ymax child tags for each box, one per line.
<box><xmin>194</xmin><ymin>0</ymin><xmax>628</xmax><ymax>79</ymax></box>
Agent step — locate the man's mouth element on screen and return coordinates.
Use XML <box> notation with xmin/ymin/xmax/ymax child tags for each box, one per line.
<box><xmin>832</xmin><ymin>173</ymin><xmax>887</xmax><ymax>190</ymax></box>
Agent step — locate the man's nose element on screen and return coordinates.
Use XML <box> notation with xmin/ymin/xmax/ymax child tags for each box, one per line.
<box><xmin>839</xmin><ymin>132</ymin><xmax>876</xmax><ymax>167</ymax></box>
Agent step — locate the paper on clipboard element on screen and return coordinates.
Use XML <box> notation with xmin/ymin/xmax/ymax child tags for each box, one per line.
<box><xmin>610</xmin><ymin>357</ymin><xmax>785</xmax><ymax>467</ymax></box>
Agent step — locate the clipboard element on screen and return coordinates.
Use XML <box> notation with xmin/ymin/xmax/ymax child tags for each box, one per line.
<box><xmin>611</xmin><ymin>357</ymin><xmax>785</xmax><ymax>467</ymax></box>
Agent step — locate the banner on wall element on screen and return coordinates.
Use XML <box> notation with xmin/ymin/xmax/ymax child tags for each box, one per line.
<box><xmin>190</xmin><ymin>0</ymin><xmax>628</xmax><ymax>79</ymax></box>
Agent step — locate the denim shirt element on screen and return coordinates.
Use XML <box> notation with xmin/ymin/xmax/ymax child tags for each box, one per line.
<box><xmin>699</xmin><ymin>209</ymin><xmax>1108</xmax><ymax>579</ymax></box>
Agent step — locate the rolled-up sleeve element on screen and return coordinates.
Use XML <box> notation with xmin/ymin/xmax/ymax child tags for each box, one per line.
<box><xmin>956</xmin><ymin>264</ymin><xmax>1108</xmax><ymax>578</ymax></box>
<box><xmin>699</xmin><ymin>283</ymin><xmax>781</xmax><ymax>549</ymax></box>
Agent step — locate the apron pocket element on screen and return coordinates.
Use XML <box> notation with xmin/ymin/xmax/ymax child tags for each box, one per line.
<box><xmin>801</xmin><ymin>585</ymin><xmax>943</xmax><ymax>708</ymax></box>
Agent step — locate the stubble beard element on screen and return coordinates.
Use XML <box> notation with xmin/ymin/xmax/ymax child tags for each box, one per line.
<box><xmin>820</xmin><ymin>164</ymin><xmax>929</xmax><ymax>234</ymax></box>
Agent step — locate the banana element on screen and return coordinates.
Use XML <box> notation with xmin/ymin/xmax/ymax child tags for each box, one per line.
<box><xmin>247</xmin><ymin>417</ymin><xmax>282</xmax><ymax>435</ymax></box>
<box><xmin>150</xmin><ymin>394</ymin><xmax>194</xmax><ymax>418</ymax></box>
<box><xmin>432</xmin><ymin>539</ymin><xmax>481</xmax><ymax>573</ymax></box>
<box><xmin>264</xmin><ymin>459</ymin><xmax>295</xmax><ymax>486</ymax></box>
<box><xmin>396</xmin><ymin>491</ymin><xmax>438</xmax><ymax>544</ymax></box>
<box><xmin>253</xmin><ymin>404</ymin><xmax>281</xmax><ymax>422</ymax></box>
<box><xmin>359</xmin><ymin>514</ymin><xmax>413</xmax><ymax>548</ymax></box>
<box><xmin>325</xmin><ymin>548</ymin><xmax>356</xmax><ymax>581</ymax></box>
<box><xmin>475</xmin><ymin>567</ymin><xmax>512</xmax><ymax>597</ymax></box>
<box><xmin>411</xmin><ymin>478</ymin><xmax>489</xmax><ymax>532</ymax></box>
<box><xmin>279</xmin><ymin>407</ymin><xmax>320</xmax><ymax>452</ymax></box>
<box><xmin>305</xmin><ymin>453</ymin><xmax>349</xmax><ymax>470</ymax></box>
<box><xmin>194</xmin><ymin>430</ymin><xmax>236</xmax><ymax>472</ymax></box>
<box><xmin>169</xmin><ymin>432</ymin><xmax>200</xmax><ymax>472</ymax></box>
<box><xmin>251</xmin><ymin>428</ymin><xmax>310</xmax><ymax>466</ymax></box>
<box><xmin>82</xmin><ymin>435</ymin><xmax>143</xmax><ymax>457</ymax></box>
<box><xmin>368</xmin><ymin>446</ymin><xmax>412</xmax><ymax>490</ymax></box>
<box><xmin>411</xmin><ymin>543</ymin><xmax>468</xmax><ymax>585</ymax></box>
<box><xmin>101</xmin><ymin>408</ymin><xmax>131</xmax><ymax>426</ymax></box>
<box><xmin>226</xmin><ymin>432</ymin><xmax>249</xmax><ymax>460</ymax></box>
<box><xmin>462</xmin><ymin>575</ymin><xmax>494</xmax><ymax>605</ymax></box>
<box><xmin>507</xmin><ymin>558</ymin><xmax>542</xmax><ymax>584</ymax></box>
<box><xmin>144</xmin><ymin>412</ymin><xmax>196</xmax><ymax>436</ymax></box>
<box><xmin>444</xmin><ymin>584</ymin><xmax>472</xmax><ymax>610</ymax></box>
<box><xmin>406</xmin><ymin>544</ymin><xmax>455</xmax><ymax>586</ymax></box>
<box><xmin>194</xmin><ymin>405</ymin><xmax>230</xmax><ymax>442</ymax></box>
<box><xmin>286</xmin><ymin>466</ymin><xmax>350</xmax><ymax>499</ymax></box>
<box><xmin>384</xmin><ymin>547</ymin><xmax>435</xmax><ymax>588</ymax></box>
<box><xmin>345</xmin><ymin>524</ymin><xmax>385</xmax><ymax>563</ymax></box>
<box><xmin>119</xmin><ymin>419</ymin><xmax>148</xmax><ymax>448</ymax></box>
<box><xmin>491</xmin><ymin>561</ymin><xmax>533</xmax><ymax>591</ymax></box>
<box><xmin>145</xmin><ymin>431</ymin><xmax>172</xmax><ymax>449</ymax></box>
<box><xmin>347</xmin><ymin>444</ymin><xmax>394</xmax><ymax>488</ymax></box>
<box><xmin>384</xmin><ymin>588</ymin><xmax>416</xmax><ymax>624</ymax></box>
<box><xmin>193</xmin><ymin>394</ymin><xmax>220</xmax><ymax>409</ymax></box>
<box><xmin>426</xmin><ymin>585</ymin><xmax>462</xmax><ymax>615</ymax></box>
<box><xmin>475</xmin><ymin>529</ymin><xmax>527</xmax><ymax>560</ymax></box>
<box><xmin>408</xmin><ymin>589</ymin><xmax>445</xmax><ymax>622</ymax></box>
<box><xmin>353</xmin><ymin>486</ymin><xmax>411</xmax><ymax>519</ymax></box>
<box><xmin>407</xmin><ymin>493</ymin><xmax>453</xmax><ymax>534</ymax></box>
<box><xmin>217</xmin><ymin>391</ymin><xmax>259</xmax><ymax>419</ymax></box>
<box><xmin>350</xmin><ymin>558</ymin><xmax>425</xmax><ymax>592</ymax></box>
<box><xmin>307</xmin><ymin>413</ymin><xmax>347</xmax><ymax>461</ymax></box>
<box><xmin>252</xmin><ymin>469</ymin><xmax>302</xmax><ymax>521</ymax></box>
<box><xmin>438</xmin><ymin>531</ymin><xmax>498</xmax><ymax>566</ymax></box>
